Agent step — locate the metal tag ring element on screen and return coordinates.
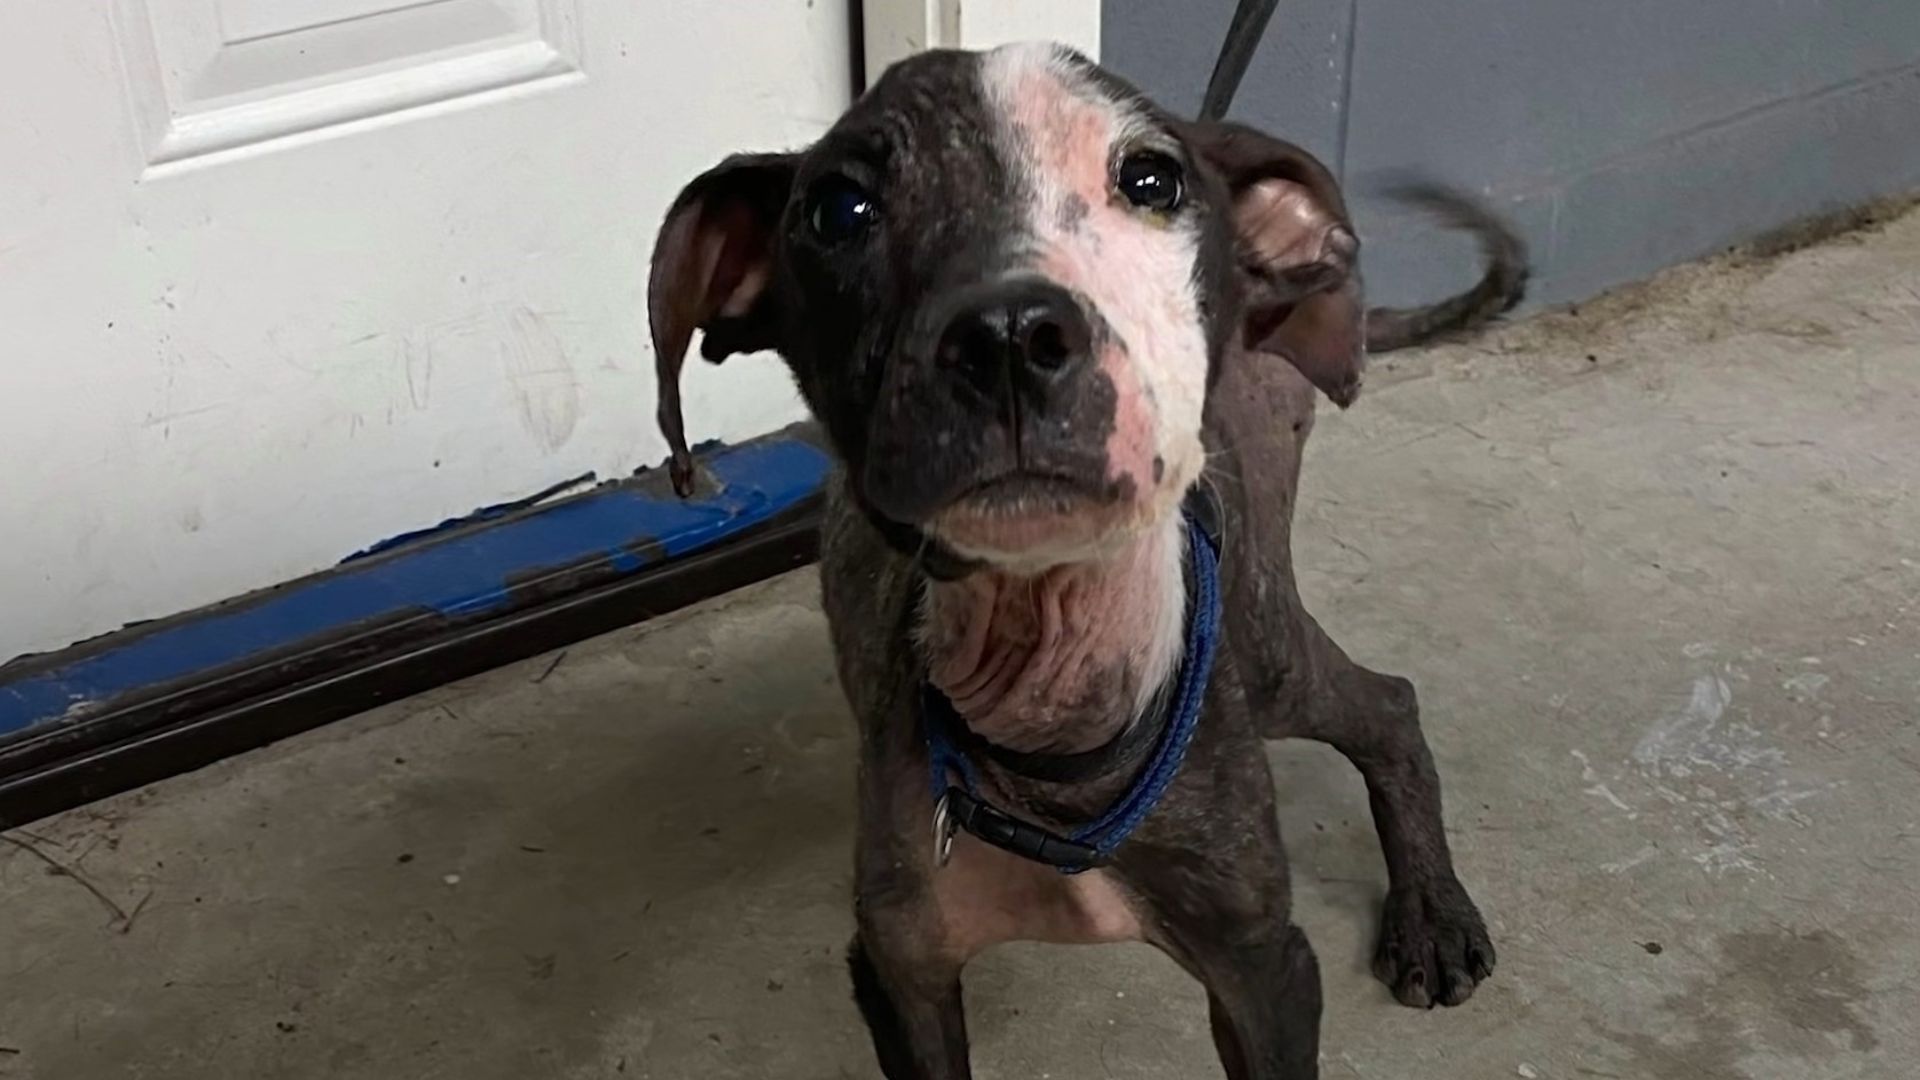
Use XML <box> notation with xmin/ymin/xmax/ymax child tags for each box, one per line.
<box><xmin>931</xmin><ymin>792</ymin><xmax>957</xmax><ymax>867</ymax></box>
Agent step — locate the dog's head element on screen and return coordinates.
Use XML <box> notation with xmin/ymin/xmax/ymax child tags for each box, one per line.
<box><xmin>651</xmin><ymin>43</ymin><xmax>1363</xmax><ymax>571</ymax></box>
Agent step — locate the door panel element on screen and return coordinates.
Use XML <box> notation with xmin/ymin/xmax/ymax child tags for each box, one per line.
<box><xmin>0</xmin><ymin>0</ymin><xmax>848</xmax><ymax>659</ymax></box>
<box><xmin>115</xmin><ymin>0</ymin><xmax>581</xmax><ymax>167</ymax></box>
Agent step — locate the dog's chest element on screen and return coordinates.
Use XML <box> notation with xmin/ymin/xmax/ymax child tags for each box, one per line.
<box><xmin>917</xmin><ymin>523</ymin><xmax>1186</xmax><ymax>754</ymax></box>
<box><xmin>933</xmin><ymin>836</ymin><xmax>1144</xmax><ymax>957</ymax></box>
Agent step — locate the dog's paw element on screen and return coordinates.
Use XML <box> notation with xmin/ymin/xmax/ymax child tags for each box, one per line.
<box><xmin>1372</xmin><ymin>877</ymin><xmax>1494</xmax><ymax>1008</ymax></box>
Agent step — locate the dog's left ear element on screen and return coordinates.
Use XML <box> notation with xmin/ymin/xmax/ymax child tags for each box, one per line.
<box><xmin>649</xmin><ymin>152</ymin><xmax>799</xmax><ymax>495</ymax></box>
<box><xmin>1183</xmin><ymin>122</ymin><xmax>1366</xmax><ymax>406</ymax></box>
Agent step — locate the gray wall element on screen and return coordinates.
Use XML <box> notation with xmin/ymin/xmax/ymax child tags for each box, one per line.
<box><xmin>1105</xmin><ymin>0</ymin><xmax>1920</xmax><ymax>308</ymax></box>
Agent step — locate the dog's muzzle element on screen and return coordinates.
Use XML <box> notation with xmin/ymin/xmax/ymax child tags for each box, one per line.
<box><xmin>863</xmin><ymin>277</ymin><xmax>1119</xmax><ymax>527</ymax></box>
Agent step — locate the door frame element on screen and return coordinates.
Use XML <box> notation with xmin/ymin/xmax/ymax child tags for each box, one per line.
<box><xmin>861</xmin><ymin>0</ymin><xmax>1101</xmax><ymax>83</ymax></box>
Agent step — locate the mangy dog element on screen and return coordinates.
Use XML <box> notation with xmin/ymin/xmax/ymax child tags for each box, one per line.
<box><xmin>649</xmin><ymin>43</ymin><xmax>1526</xmax><ymax>1080</ymax></box>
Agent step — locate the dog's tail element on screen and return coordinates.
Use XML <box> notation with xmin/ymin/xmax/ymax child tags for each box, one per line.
<box><xmin>1363</xmin><ymin>182</ymin><xmax>1529</xmax><ymax>353</ymax></box>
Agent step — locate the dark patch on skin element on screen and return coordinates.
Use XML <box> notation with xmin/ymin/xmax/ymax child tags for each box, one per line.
<box><xmin>1057</xmin><ymin>193</ymin><xmax>1089</xmax><ymax>233</ymax></box>
<box><xmin>1053</xmin><ymin>53</ymin><xmax>1244</xmax><ymax>381</ymax></box>
<box><xmin>1152</xmin><ymin>455</ymin><xmax>1165</xmax><ymax>483</ymax></box>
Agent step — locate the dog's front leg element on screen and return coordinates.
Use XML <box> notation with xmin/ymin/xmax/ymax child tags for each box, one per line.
<box><xmin>1215</xmin><ymin>456</ymin><xmax>1495</xmax><ymax>1005</ymax></box>
<box><xmin>847</xmin><ymin>923</ymin><xmax>970</xmax><ymax>1079</ymax></box>
<box><xmin>1276</xmin><ymin>636</ymin><xmax>1496</xmax><ymax>1009</ymax></box>
<box><xmin>1126</xmin><ymin>839</ymin><xmax>1323</xmax><ymax>1079</ymax></box>
<box><xmin>847</xmin><ymin>785</ymin><xmax>973</xmax><ymax>1080</ymax></box>
<box><xmin>1193</xmin><ymin>923</ymin><xmax>1323</xmax><ymax>1079</ymax></box>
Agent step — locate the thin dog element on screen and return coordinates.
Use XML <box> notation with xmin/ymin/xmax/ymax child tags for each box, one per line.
<box><xmin>648</xmin><ymin>43</ymin><xmax>1526</xmax><ymax>1080</ymax></box>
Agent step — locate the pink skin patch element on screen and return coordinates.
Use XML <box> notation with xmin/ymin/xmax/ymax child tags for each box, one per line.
<box><xmin>933</xmin><ymin>827</ymin><xmax>1144</xmax><ymax>958</ymax></box>
<box><xmin>874</xmin><ymin>767</ymin><xmax>1145</xmax><ymax>965</ymax></box>
<box><xmin>920</xmin><ymin>516</ymin><xmax>1185</xmax><ymax>753</ymax></box>
<box><xmin>934</xmin><ymin>44</ymin><xmax>1209</xmax><ymax>568</ymax></box>
<box><xmin>1096</xmin><ymin>342</ymin><xmax>1161</xmax><ymax>499</ymax></box>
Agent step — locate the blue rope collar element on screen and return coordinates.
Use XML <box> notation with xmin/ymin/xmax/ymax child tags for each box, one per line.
<box><xmin>923</xmin><ymin>501</ymin><xmax>1224</xmax><ymax>874</ymax></box>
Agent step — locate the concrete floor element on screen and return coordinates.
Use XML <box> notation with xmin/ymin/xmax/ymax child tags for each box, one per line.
<box><xmin>6</xmin><ymin>211</ymin><xmax>1920</xmax><ymax>1080</ymax></box>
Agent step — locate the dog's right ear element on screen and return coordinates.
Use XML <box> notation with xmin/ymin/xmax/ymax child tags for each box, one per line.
<box><xmin>1182</xmin><ymin>122</ymin><xmax>1367</xmax><ymax>407</ymax></box>
<box><xmin>649</xmin><ymin>152</ymin><xmax>799</xmax><ymax>495</ymax></box>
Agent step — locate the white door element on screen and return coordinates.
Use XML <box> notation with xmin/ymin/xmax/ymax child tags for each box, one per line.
<box><xmin>0</xmin><ymin>0</ymin><xmax>850</xmax><ymax>659</ymax></box>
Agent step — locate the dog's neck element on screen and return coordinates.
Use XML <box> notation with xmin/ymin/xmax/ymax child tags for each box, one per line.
<box><xmin>918</xmin><ymin>518</ymin><xmax>1188</xmax><ymax>755</ymax></box>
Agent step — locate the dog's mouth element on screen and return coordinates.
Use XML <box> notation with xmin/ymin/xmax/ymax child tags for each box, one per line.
<box><xmin>950</xmin><ymin>470</ymin><xmax>1122</xmax><ymax>513</ymax></box>
<box><xmin>928</xmin><ymin>469</ymin><xmax>1146</xmax><ymax>563</ymax></box>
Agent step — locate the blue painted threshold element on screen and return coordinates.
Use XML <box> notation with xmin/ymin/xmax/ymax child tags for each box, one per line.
<box><xmin>0</xmin><ymin>429</ymin><xmax>831</xmax><ymax>745</ymax></box>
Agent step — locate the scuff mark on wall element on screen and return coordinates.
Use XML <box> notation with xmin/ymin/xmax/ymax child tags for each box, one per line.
<box><xmin>402</xmin><ymin>330</ymin><xmax>434</xmax><ymax>410</ymax></box>
<box><xmin>500</xmin><ymin>306</ymin><xmax>580</xmax><ymax>452</ymax></box>
<box><xmin>341</xmin><ymin>469</ymin><xmax>599</xmax><ymax>563</ymax></box>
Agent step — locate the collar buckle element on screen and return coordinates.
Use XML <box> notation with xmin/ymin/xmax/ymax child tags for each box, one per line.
<box><xmin>939</xmin><ymin>786</ymin><xmax>1104</xmax><ymax>873</ymax></box>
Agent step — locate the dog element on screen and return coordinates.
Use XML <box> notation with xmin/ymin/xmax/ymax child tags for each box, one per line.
<box><xmin>648</xmin><ymin>43</ymin><xmax>1525</xmax><ymax>1079</ymax></box>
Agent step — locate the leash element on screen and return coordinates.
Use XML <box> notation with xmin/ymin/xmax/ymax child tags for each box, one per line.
<box><xmin>923</xmin><ymin>493</ymin><xmax>1224</xmax><ymax>874</ymax></box>
<box><xmin>1200</xmin><ymin>0</ymin><xmax>1281</xmax><ymax>122</ymax></box>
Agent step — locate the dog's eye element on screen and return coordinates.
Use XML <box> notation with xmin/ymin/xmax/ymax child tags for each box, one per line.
<box><xmin>1116</xmin><ymin>151</ymin><xmax>1184</xmax><ymax>213</ymax></box>
<box><xmin>806</xmin><ymin>176</ymin><xmax>878</xmax><ymax>244</ymax></box>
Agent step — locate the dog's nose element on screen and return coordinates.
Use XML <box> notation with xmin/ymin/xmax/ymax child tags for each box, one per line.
<box><xmin>935</xmin><ymin>280</ymin><xmax>1093</xmax><ymax>386</ymax></box>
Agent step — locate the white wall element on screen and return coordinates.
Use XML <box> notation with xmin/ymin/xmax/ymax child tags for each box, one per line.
<box><xmin>0</xmin><ymin>1</ymin><xmax>850</xmax><ymax>660</ymax></box>
<box><xmin>865</xmin><ymin>0</ymin><xmax>1099</xmax><ymax>79</ymax></box>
